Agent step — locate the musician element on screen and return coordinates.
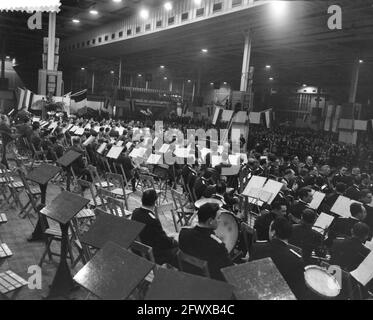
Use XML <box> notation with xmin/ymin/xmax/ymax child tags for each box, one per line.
<box><xmin>324</xmin><ymin>182</ymin><xmax>347</xmax><ymax>210</ymax></box>
<box><xmin>250</xmin><ymin>217</ymin><xmax>307</xmax><ymax>299</ymax></box>
<box><xmin>332</xmin><ymin>166</ymin><xmax>351</xmax><ymax>187</ymax></box>
<box><xmin>327</xmin><ymin>203</ymin><xmax>368</xmax><ymax>243</ymax></box>
<box><xmin>178</xmin><ymin>203</ymin><xmax>233</xmax><ymax>281</ymax></box>
<box><xmin>345</xmin><ymin>176</ymin><xmax>362</xmax><ymax>201</ymax></box>
<box><xmin>211</xmin><ymin>180</ymin><xmax>237</xmax><ymax>211</ymax></box>
<box><xmin>359</xmin><ymin>189</ymin><xmax>373</xmax><ymax>237</ymax></box>
<box><xmin>288</xmin><ymin>187</ymin><xmax>313</xmax><ymax>224</ymax></box>
<box><xmin>16</xmin><ymin>117</ymin><xmax>33</xmax><ymax>142</ymax></box>
<box><xmin>0</xmin><ymin>114</ymin><xmax>13</xmax><ymax>167</ymax></box>
<box><xmin>52</xmin><ymin>134</ymin><xmax>65</xmax><ymax>159</ymax></box>
<box><xmin>295</xmin><ymin>168</ymin><xmax>309</xmax><ymax>190</ymax></box>
<box><xmin>254</xmin><ymin>201</ymin><xmax>288</xmax><ymax>241</ymax></box>
<box><xmin>131</xmin><ymin>189</ymin><xmax>178</xmax><ymax>266</ymax></box>
<box><xmin>330</xmin><ymin>222</ymin><xmax>371</xmax><ymax>272</ymax></box>
<box><xmin>289</xmin><ymin>209</ymin><xmax>324</xmax><ymax>265</ymax></box>
<box><xmin>30</xmin><ymin>122</ymin><xmax>42</xmax><ymax>151</ymax></box>
<box><xmin>116</xmin><ymin>148</ymin><xmax>136</xmax><ymax>191</ymax></box>
<box><xmin>289</xmin><ymin>155</ymin><xmax>300</xmax><ymax>175</ymax></box>
<box><xmin>304</xmin><ymin>156</ymin><xmax>314</xmax><ymax>171</ymax></box>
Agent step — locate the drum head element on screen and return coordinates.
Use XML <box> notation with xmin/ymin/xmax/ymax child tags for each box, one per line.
<box><xmin>215</xmin><ymin>211</ymin><xmax>239</xmax><ymax>253</ymax></box>
<box><xmin>304</xmin><ymin>266</ymin><xmax>341</xmax><ymax>298</ymax></box>
<box><xmin>194</xmin><ymin>198</ymin><xmax>223</xmax><ymax>209</ymax></box>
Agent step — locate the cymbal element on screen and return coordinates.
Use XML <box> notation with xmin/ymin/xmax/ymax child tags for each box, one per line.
<box><xmin>194</xmin><ymin>198</ymin><xmax>223</xmax><ymax>209</ymax></box>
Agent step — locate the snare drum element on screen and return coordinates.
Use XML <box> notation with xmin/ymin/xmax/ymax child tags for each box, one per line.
<box><xmin>194</xmin><ymin>198</ymin><xmax>223</xmax><ymax>209</ymax></box>
<box><xmin>215</xmin><ymin>210</ymin><xmax>240</xmax><ymax>253</ymax></box>
<box><xmin>304</xmin><ymin>265</ymin><xmax>341</xmax><ymax>298</ymax></box>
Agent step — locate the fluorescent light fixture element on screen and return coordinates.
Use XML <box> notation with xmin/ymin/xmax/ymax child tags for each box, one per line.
<box><xmin>223</xmin><ymin>82</ymin><xmax>227</xmax><ymax>85</ymax></box>
<box><xmin>164</xmin><ymin>2</ymin><xmax>172</xmax><ymax>11</ymax></box>
<box><xmin>138</xmin><ymin>74</ymin><xmax>142</xmax><ymax>77</ymax></box>
<box><xmin>72</xmin><ymin>19</ymin><xmax>80</xmax><ymax>23</ymax></box>
<box><xmin>113</xmin><ymin>0</ymin><xmax>122</xmax><ymax>2</ymax></box>
<box><xmin>269</xmin><ymin>77</ymin><xmax>274</xmax><ymax>81</ymax></box>
<box><xmin>201</xmin><ymin>48</ymin><xmax>208</xmax><ymax>53</ymax></box>
<box><xmin>110</xmin><ymin>70</ymin><xmax>114</xmax><ymax>74</ymax></box>
<box><xmin>164</xmin><ymin>77</ymin><xmax>168</xmax><ymax>80</ymax></box>
<box><xmin>139</xmin><ymin>9</ymin><xmax>149</xmax><ymax>19</ymax></box>
<box><xmin>210</xmin><ymin>82</ymin><xmax>214</xmax><ymax>85</ymax></box>
<box><xmin>194</xmin><ymin>0</ymin><xmax>202</xmax><ymax>5</ymax></box>
<box><xmin>359</xmin><ymin>59</ymin><xmax>364</xmax><ymax>63</ymax></box>
<box><xmin>187</xmin><ymin>80</ymin><xmax>191</xmax><ymax>83</ymax></box>
<box><xmin>302</xmin><ymin>84</ymin><xmax>307</xmax><ymax>87</ymax></box>
<box><xmin>5</xmin><ymin>56</ymin><xmax>10</xmax><ymax>59</ymax></box>
<box><xmin>81</xmin><ymin>67</ymin><xmax>85</xmax><ymax>70</ymax></box>
<box><xmin>90</xmin><ymin>10</ymin><xmax>98</xmax><ymax>15</ymax></box>
<box><xmin>160</xmin><ymin>65</ymin><xmax>165</xmax><ymax>68</ymax></box>
<box><xmin>265</xmin><ymin>65</ymin><xmax>271</xmax><ymax>69</ymax></box>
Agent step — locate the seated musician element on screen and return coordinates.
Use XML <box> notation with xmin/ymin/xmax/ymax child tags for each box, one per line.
<box><xmin>30</xmin><ymin>122</ymin><xmax>42</xmax><ymax>151</ymax></box>
<box><xmin>250</xmin><ymin>217</ymin><xmax>307</xmax><ymax>300</ymax></box>
<box><xmin>131</xmin><ymin>189</ymin><xmax>178</xmax><ymax>266</ymax></box>
<box><xmin>67</xmin><ymin>137</ymin><xmax>90</xmax><ymax>181</ymax></box>
<box><xmin>254</xmin><ymin>201</ymin><xmax>288</xmax><ymax>241</ymax></box>
<box><xmin>324</xmin><ymin>182</ymin><xmax>347</xmax><ymax>211</ymax></box>
<box><xmin>330</xmin><ymin>222</ymin><xmax>371</xmax><ymax>272</ymax></box>
<box><xmin>211</xmin><ymin>180</ymin><xmax>237</xmax><ymax>211</ymax></box>
<box><xmin>289</xmin><ymin>209</ymin><xmax>324</xmax><ymax>265</ymax></box>
<box><xmin>345</xmin><ymin>175</ymin><xmax>362</xmax><ymax>201</ymax></box>
<box><xmin>288</xmin><ymin>187</ymin><xmax>313</xmax><ymax>224</ymax></box>
<box><xmin>359</xmin><ymin>189</ymin><xmax>373</xmax><ymax>237</ymax></box>
<box><xmin>179</xmin><ymin>203</ymin><xmax>233</xmax><ymax>281</ymax></box>
<box><xmin>116</xmin><ymin>147</ymin><xmax>136</xmax><ymax>191</ymax></box>
<box><xmin>327</xmin><ymin>203</ymin><xmax>368</xmax><ymax>245</ymax></box>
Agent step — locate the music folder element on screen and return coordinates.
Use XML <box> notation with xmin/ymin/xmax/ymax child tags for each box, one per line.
<box><xmin>242</xmin><ymin>175</ymin><xmax>267</xmax><ymax>197</ymax></box>
<box><xmin>312</xmin><ymin>212</ymin><xmax>334</xmax><ymax>233</ymax></box>
<box><xmin>330</xmin><ymin>196</ymin><xmax>362</xmax><ymax>218</ymax></box>
<box><xmin>158</xmin><ymin>144</ymin><xmax>170</xmax><ymax>154</ymax></box>
<box><xmin>309</xmin><ymin>190</ymin><xmax>326</xmax><ymax>210</ymax></box>
<box><xmin>106</xmin><ymin>146</ymin><xmax>124</xmax><ymax>159</ymax></box>
<box><xmin>146</xmin><ymin>154</ymin><xmax>162</xmax><ymax>165</ymax></box>
<box><xmin>83</xmin><ymin>135</ymin><xmax>95</xmax><ymax>146</ymax></box>
<box><xmin>97</xmin><ymin>143</ymin><xmax>107</xmax><ymax>154</ymax></box>
<box><xmin>261</xmin><ymin>179</ymin><xmax>283</xmax><ymax>205</ymax></box>
<box><xmin>350</xmin><ymin>251</ymin><xmax>373</xmax><ymax>286</ymax></box>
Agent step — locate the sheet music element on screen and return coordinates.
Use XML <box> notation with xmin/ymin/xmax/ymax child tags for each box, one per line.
<box><xmin>116</xmin><ymin>141</ymin><xmax>124</xmax><ymax>147</ymax></box>
<box><xmin>242</xmin><ymin>176</ymin><xmax>267</xmax><ymax>197</ymax></box>
<box><xmin>106</xmin><ymin>146</ymin><xmax>124</xmax><ymax>159</ymax></box>
<box><xmin>70</xmin><ymin>125</ymin><xmax>78</xmax><ymax>133</ymax></box>
<box><xmin>228</xmin><ymin>154</ymin><xmax>241</xmax><ymax>166</ymax></box>
<box><xmin>84</xmin><ymin>123</ymin><xmax>91</xmax><ymax>130</ymax></box>
<box><xmin>217</xmin><ymin>146</ymin><xmax>224</xmax><ymax>154</ymax></box>
<box><xmin>211</xmin><ymin>155</ymin><xmax>222</xmax><ymax>167</ymax></box>
<box><xmin>48</xmin><ymin>122</ymin><xmax>57</xmax><ymax>130</ymax></box>
<box><xmin>83</xmin><ymin>136</ymin><xmax>95</xmax><ymax>146</ymax></box>
<box><xmin>240</xmin><ymin>153</ymin><xmax>248</xmax><ymax>164</ymax></box>
<box><xmin>330</xmin><ymin>196</ymin><xmax>362</xmax><ymax>218</ymax></box>
<box><xmin>97</xmin><ymin>143</ymin><xmax>107</xmax><ymax>154</ymax></box>
<box><xmin>364</xmin><ymin>240</ymin><xmax>373</xmax><ymax>251</ymax></box>
<box><xmin>126</xmin><ymin>142</ymin><xmax>133</xmax><ymax>150</ymax></box>
<box><xmin>158</xmin><ymin>144</ymin><xmax>170</xmax><ymax>154</ymax></box>
<box><xmin>221</xmin><ymin>166</ymin><xmax>240</xmax><ymax>176</ymax></box>
<box><xmin>147</xmin><ymin>154</ymin><xmax>162</xmax><ymax>165</ymax></box>
<box><xmin>312</xmin><ymin>213</ymin><xmax>334</xmax><ymax>233</ymax></box>
<box><xmin>117</xmin><ymin>127</ymin><xmax>124</xmax><ymax>136</ymax></box>
<box><xmin>75</xmin><ymin>128</ymin><xmax>85</xmax><ymax>135</ymax></box>
<box><xmin>261</xmin><ymin>179</ymin><xmax>283</xmax><ymax>204</ymax></box>
<box><xmin>152</xmin><ymin>137</ymin><xmax>159</xmax><ymax>146</ymax></box>
<box><xmin>309</xmin><ymin>190</ymin><xmax>326</xmax><ymax>210</ymax></box>
<box><xmin>350</xmin><ymin>251</ymin><xmax>373</xmax><ymax>286</ymax></box>
<box><xmin>32</xmin><ymin>117</ymin><xmax>40</xmax><ymax>122</ymax></box>
<box><xmin>129</xmin><ymin>147</ymin><xmax>147</xmax><ymax>158</ymax></box>
<box><xmin>93</xmin><ymin>126</ymin><xmax>100</xmax><ymax>133</ymax></box>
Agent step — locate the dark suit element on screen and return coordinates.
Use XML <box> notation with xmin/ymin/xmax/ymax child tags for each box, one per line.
<box><xmin>289</xmin><ymin>200</ymin><xmax>309</xmax><ymax>221</ymax></box>
<box><xmin>345</xmin><ymin>184</ymin><xmax>361</xmax><ymax>201</ymax></box>
<box><xmin>330</xmin><ymin>237</ymin><xmax>370</xmax><ymax>272</ymax></box>
<box><xmin>131</xmin><ymin>207</ymin><xmax>177</xmax><ymax>265</ymax></box>
<box><xmin>289</xmin><ymin>223</ymin><xmax>323</xmax><ymax>264</ymax></box>
<box><xmin>327</xmin><ymin>217</ymin><xmax>360</xmax><ymax>244</ymax></box>
<box><xmin>250</xmin><ymin>239</ymin><xmax>307</xmax><ymax>299</ymax></box>
<box><xmin>179</xmin><ymin>226</ymin><xmax>233</xmax><ymax>281</ymax></box>
<box><xmin>254</xmin><ymin>212</ymin><xmax>277</xmax><ymax>241</ymax></box>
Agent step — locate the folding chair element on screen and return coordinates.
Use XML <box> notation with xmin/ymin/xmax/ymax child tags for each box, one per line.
<box><xmin>176</xmin><ymin>249</ymin><xmax>210</xmax><ymax>278</ymax></box>
<box><xmin>3</xmin><ymin>167</ymin><xmax>24</xmax><ymax>208</ymax></box>
<box><xmin>16</xmin><ymin>168</ymin><xmax>41</xmax><ymax>219</ymax></box>
<box><xmin>106</xmin><ymin>173</ymin><xmax>133</xmax><ymax>209</ymax></box>
<box><xmin>138</xmin><ymin>174</ymin><xmax>163</xmax><ymax>204</ymax></box>
<box><xmin>106</xmin><ymin>196</ymin><xmax>132</xmax><ymax>218</ymax></box>
<box><xmin>87</xmin><ymin>165</ymin><xmax>113</xmax><ymax>189</ymax></box>
<box><xmin>171</xmin><ymin>189</ymin><xmax>195</xmax><ymax>227</ymax></box>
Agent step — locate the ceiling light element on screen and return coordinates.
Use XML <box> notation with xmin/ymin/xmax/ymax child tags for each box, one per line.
<box><xmin>210</xmin><ymin>82</ymin><xmax>214</xmax><ymax>85</ymax></box>
<box><xmin>110</xmin><ymin>70</ymin><xmax>114</xmax><ymax>74</ymax></box>
<box><xmin>90</xmin><ymin>10</ymin><xmax>98</xmax><ymax>15</ymax></box>
<box><xmin>12</xmin><ymin>58</ymin><xmax>16</xmax><ymax>64</ymax></box>
<box><xmin>139</xmin><ymin>9</ymin><xmax>149</xmax><ymax>19</ymax></box>
<box><xmin>72</xmin><ymin>19</ymin><xmax>80</xmax><ymax>24</ymax></box>
<box><xmin>201</xmin><ymin>48</ymin><xmax>208</xmax><ymax>53</ymax></box>
<box><xmin>269</xmin><ymin>77</ymin><xmax>274</xmax><ymax>81</ymax></box>
<box><xmin>302</xmin><ymin>84</ymin><xmax>307</xmax><ymax>87</ymax></box>
<box><xmin>187</xmin><ymin>80</ymin><xmax>191</xmax><ymax>83</ymax></box>
<box><xmin>194</xmin><ymin>0</ymin><xmax>202</xmax><ymax>5</ymax></box>
<box><xmin>164</xmin><ymin>77</ymin><xmax>168</xmax><ymax>80</ymax></box>
<box><xmin>138</xmin><ymin>74</ymin><xmax>142</xmax><ymax>77</ymax></box>
<box><xmin>81</xmin><ymin>67</ymin><xmax>85</xmax><ymax>70</ymax></box>
<box><xmin>271</xmin><ymin>1</ymin><xmax>288</xmax><ymax>19</ymax></box>
<box><xmin>113</xmin><ymin>0</ymin><xmax>122</xmax><ymax>2</ymax></box>
<box><xmin>359</xmin><ymin>59</ymin><xmax>364</xmax><ymax>64</ymax></box>
<box><xmin>164</xmin><ymin>2</ymin><xmax>172</xmax><ymax>11</ymax></box>
<box><xmin>265</xmin><ymin>65</ymin><xmax>271</xmax><ymax>69</ymax></box>
<box><xmin>160</xmin><ymin>65</ymin><xmax>165</xmax><ymax>69</ymax></box>
<box><xmin>5</xmin><ymin>56</ymin><xmax>10</xmax><ymax>59</ymax></box>
<box><xmin>223</xmin><ymin>82</ymin><xmax>227</xmax><ymax>85</ymax></box>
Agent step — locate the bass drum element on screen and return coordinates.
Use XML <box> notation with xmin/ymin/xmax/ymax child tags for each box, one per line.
<box><xmin>304</xmin><ymin>265</ymin><xmax>341</xmax><ymax>298</ymax></box>
<box><xmin>215</xmin><ymin>210</ymin><xmax>239</xmax><ymax>253</ymax></box>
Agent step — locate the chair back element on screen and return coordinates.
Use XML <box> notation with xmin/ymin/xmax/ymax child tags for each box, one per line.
<box><xmin>106</xmin><ymin>196</ymin><xmax>131</xmax><ymax>218</ymax></box>
<box><xmin>130</xmin><ymin>241</ymin><xmax>155</xmax><ymax>263</ymax></box>
<box><xmin>177</xmin><ymin>249</ymin><xmax>210</xmax><ymax>278</ymax></box>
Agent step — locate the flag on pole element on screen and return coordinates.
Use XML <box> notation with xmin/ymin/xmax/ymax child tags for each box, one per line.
<box><xmin>70</xmin><ymin>89</ymin><xmax>87</xmax><ymax>114</ymax></box>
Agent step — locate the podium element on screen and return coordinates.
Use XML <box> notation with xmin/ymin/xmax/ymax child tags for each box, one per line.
<box><xmin>145</xmin><ymin>268</ymin><xmax>234</xmax><ymax>300</ymax></box>
<box><xmin>26</xmin><ymin>163</ymin><xmax>61</xmax><ymax>241</ymax></box>
<box><xmin>81</xmin><ymin>212</ymin><xmax>145</xmax><ymax>250</ymax></box>
<box><xmin>57</xmin><ymin>150</ymin><xmax>82</xmax><ymax>191</ymax></box>
<box><xmin>222</xmin><ymin>258</ymin><xmax>296</xmax><ymax>300</ymax></box>
<box><xmin>40</xmin><ymin>191</ymin><xmax>89</xmax><ymax>298</ymax></box>
<box><xmin>73</xmin><ymin>242</ymin><xmax>155</xmax><ymax>300</ymax></box>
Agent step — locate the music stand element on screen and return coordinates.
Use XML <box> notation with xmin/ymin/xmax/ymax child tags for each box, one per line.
<box><xmin>56</xmin><ymin>150</ymin><xmax>82</xmax><ymax>192</ymax></box>
<box><xmin>40</xmin><ymin>191</ymin><xmax>89</xmax><ymax>298</ymax></box>
<box><xmin>106</xmin><ymin>146</ymin><xmax>124</xmax><ymax>159</ymax></box>
<box><xmin>80</xmin><ymin>212</ymin><xmax>145</xmax><ymax>250</ymax></box>
<box><xmin>26</xmin><ymin>163</ymin><xmax>61</xmax><ymax>240</ymax></box>
<box><xmin>221</xmin><ymin>258</ymin><xmax>296</xmax><ymax>300</ymax></box>
<box><xmin>145</xmin><ymin>268</ymin><xmax>234</xmax><ymax>300</ymax></box>
<box><xmin>73</xmin><ymin>241</ymin><xmax>154</xmax><ymax>300</ymax></box>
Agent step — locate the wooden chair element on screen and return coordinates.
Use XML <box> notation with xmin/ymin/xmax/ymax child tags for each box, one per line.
<box><xmin>106</xmin><ymin>196</ymin><xmax>132</xmax><ymax>218</ymax></box>
<box><xmin>76</xmin><ymin>179</ymin><xmax>102</xmax><ymax>208</ymax></box>
<box><xmin>176</xmin><ymin>249</ymin><xmax>210</xmax><ymax>278</ymax></box>
<box><xmin>106</xmin><ymin>172</ymin><xmax>132</xmax><ymax>209</ymax></box>
<box><xmin>16</xmin><ymin>168</ymin><xmax>41</xmax><ymax>219</ymax></box>
<box><xmin>171</xmin><ymin>189</ymin><xmax>195</xmax><ymax>228</ymax></box>
<box><xmin>2</xmin><ymin>167</ymin><xmax>24</xmax><ymax>208</ymax></box>
<box><xmin>87</xmin><ymin>165</ymin><xmax>113</xmax><ymax>189</ymax></box>
<box><xmin>130</xmin><ymin>241</ymin><xmax>155</xmax><ymax>263</ymax></box>
<box><xmin>138</xmin><ymin>174</ymin><xmax>163</xmax><ymax>204</ymax></box>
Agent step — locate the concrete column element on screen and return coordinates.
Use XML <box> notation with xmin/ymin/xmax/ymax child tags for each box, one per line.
<box><xmin>91</xmin><ymin>72</ymin><xmax>95</xmax><ymax>94</ymax></box>
<box><xmin>47</xmin><ymin>12</ymin><xmax>56</xmax><ymax>70</ymax></box>
<box><xmin>240</xmin><ymin>30</ymin><xmax>252</xmax><ymax>92</ymax></box>
<box><xmin>118</xmin><ymin>58</ymin><xmax>122</xmax><ymax>88</ymax></box>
